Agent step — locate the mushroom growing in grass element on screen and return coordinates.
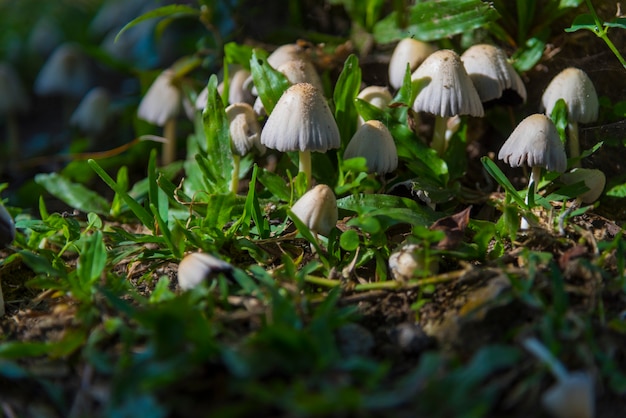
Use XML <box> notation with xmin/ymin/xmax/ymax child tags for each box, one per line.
<box><xmin>523</xmin><ymin>337</ymin><xmax>594</xmax><ymax>418</ymax></box>
<box><xmin>137</xmin><ymin>69</ymin><xmax>181</xmax><ymax>166</ymax></box>
<box><xmin>290</xmin><ymin>184</ymin><xmax>338</xmax><ymax>237</ymax></box>
<box><xmin>70</xmin><ymin>87</ymin><xmax>111</xmax><ymax>140</ymax></box>
<box><xmin>226</xmin><ymin>102</ymin><xmax>264</xmax><ymax>193</ymax></box>
<box><xmin>0</xmin><ymin>63</ymin><xmax>29</xmax><ymax>162</ymax></box>
<box><xmin>177</xmin><ymin>252</ymin><xmax>233</xmax><ymax>291</ymax></box>
<box><xmin>541</xmin><ymin>68</ymin><xmax>598</xmax><ymax>165</ymax></box>
<box><xmin>356</xmin><ymin>86</ymin><xmax>392</xmax><ymax>127</ymax></box>
<box><xmin>460</xmin><ymin>44</ymin><xmax>527</xmax><ymax>105</ymax></box>
<box><xmin>498</xmin><ymin>114</ymin><xmax>567</xmax><ymax>229</ymax></box>
<box><xmin>344</xmin><ymin>120</ymin><xmax>397</xmax><ymax>175</ymax></box>
<box><xmin>558</xmin><ymin>168</ymin><xmax>606</xmax><ymax>234</ymax></box>
<box><xmin>411</xmin><ymin>49</ymin><xmax>484</xmax><ymax>156</ymax></box>
<box><xmin>260</xmin><ymin>82</ymin><xmax>340</xmax><ymax>189</ymax></box>
<box><xmin>388</xmin><ymin>38</ymin><xmax>436</xmax><ymax>91</ymax></box>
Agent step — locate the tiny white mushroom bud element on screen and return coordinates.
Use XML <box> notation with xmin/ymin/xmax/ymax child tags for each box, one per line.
<box><xmin>177</xmin><ymin>253</ymin><xmax>233</xmax><ymax>291</ymax></box>
<box><xmin>389</xmin><ymin>243</ymin><xmax>438</xmax><ymax>281</ymax></box>
<box><xmin>344</xmin><ymin>120</ymin><xmax>398</xmax><ymax>174</ymax></box>
<box><xmin>356</xmin><ymin>86</ymin><xmax>392</xmax><ymax>127</ymax></box>
<box><xmin>388</xmin><ymin>38</ymin><xmax>436</xmax><ymax>90</ymax></box>
<box><xmin>291</xmin><ymin>184</ymin><xmax>338</xmax><ymax>236</ymax></box>
<box><xmin>70</xmin><ymin>87</ymin><xmax>111</xmax><ymax>137</ymax></box>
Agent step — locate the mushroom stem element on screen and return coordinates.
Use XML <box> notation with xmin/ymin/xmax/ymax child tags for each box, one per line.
<box><xmin>231</xmin><ymin>154</ymin><xmax>241</xmax><ymax>194</ymax></box>
<box><xmin>522</xmin><ymin>166</ymin><xmax>542</xmax><ymax>229</ymax></box>
<box><xmin>162</xmin><ymin>117</ymin><xmax>177</xmax><ymax>166</ymax></box>
<box><xmin>431</xmin><ymin>115</ymin><xmax>448</xmax><ymax>156</ymax></box>
<box><xmin>523</xmin><ymin>337</ymin><xmax>569</xmax><ymax>382</ymax></box>
<box><xmin>568</xmin><ymin>121</ymin><xmax>580</xmax><ymax>167</ymax></box>
<box><xmin>299</xmin><ymin>149</ymin><xmax>312</xmax><ymax>190</ymax></box>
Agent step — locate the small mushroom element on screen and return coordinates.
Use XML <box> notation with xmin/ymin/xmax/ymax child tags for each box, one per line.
<box><xmin>290</xmin><ymin>184</ymin><xmax>338</xmax><ymax>237</ymax></box>
<box><xmin>225</xmin><ymin>102</ymin><xmax>264</xmax><ymax>193</ymax></box>
<box><xmin>34</xmin><ymin>43</ymin><xmax>92</xmax><ymax>99</ymax></box>
<box><xmin>70</xmin><ymin>87</ymin><xmax>111</xmax><ymax>140</ymax></box>
<box><xmin>260</xmin><ymin>82</ymin><xmax>340</xmax><ymax>189</ymax></box>
<box><xmin>344</xmin><ymin>120</ymin><xmax>397</xmax><ymax>175</ymax></box>
<box><xmin>541</xmin><ymin>67</ymin><xmax>599</xmax><ymax>165</ymax></box>
<box><xmin>389</xmin><ymin>243</ymin><xmax>438</xmax><ymax>281</ymax></box>
<box><xmin>411</xmin><ymin>49</ymin><xmax>484</xmax><ymax>155</ymax></box>
<box><xmin>558</xmin><ymin>168</ymin><xmax>606</xmax><ymax>234</ymax></box>
<box><xmin>388</xmin><ymin>38</ymin><xmax>436</xmax><ymax>90</ymax></box>
<box><xmin>460</xmin><ymin>44</ymin><xmax>527</xmax><ymax>105</ymax></box>
<box><xmin>137</xmin><ymin>69</ymin><xmax>181</xmax><ymax>165</ymax></box>
<box><xmin>498</xmin><ymin>114</ymin><xmax>567</xmax><ymax>229</ymax></box>
<box><xmin>356</xmin><ymin>86</ymin><xmax>392</xmax><ymax>127</ymax></box>
<box><xmin>177</xmin><ymin>252</ymin><xmax>233</xmax><ymax>291</ymax></box>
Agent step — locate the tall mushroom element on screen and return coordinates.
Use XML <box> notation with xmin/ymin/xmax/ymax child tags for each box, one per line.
<box><xmin>137</xmin><ymin>68</ymin><xmax>181</xmax><ymax>165</ymax></box>
<box><xmin>498</xmin><ymin>114</ymin><xmax>567</xmax><ymax>229</ymax></box>
<box><xmin>226</xmin><ymin>102</ymin><xmax>264</xmax><ymax>193</ymax></box>
<box><xmin>541</xmin><ymin>67</ymin><xmax>598</xmax><ymax>166</ymax></box>
<box><xmin>460</xmin><ymin>44</ymin><xmax>527</xmax><ymax>105</ymax></box>
<box><xmin>411</xmin><ymin>49</ymin><xmax>484</xmax><ymax>156</ymax></box>
<box><xmin>260</xmin><ymin>82</ymin><xmax>340</xmax><ymax>189</ymax></box>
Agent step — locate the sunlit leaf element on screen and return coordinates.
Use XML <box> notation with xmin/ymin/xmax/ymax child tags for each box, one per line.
<box><xmin>250</xmin><ymin>49</ymin><xmax>291</xmax><ymax>114</ymax></box>
<box><xmin>115</xmin><ymin>4</ymin><xmax>199</xmax><ymax>42</ymax></box>
<box><xmin>334</xmin><ymin>54</ymin><xmax>362</xmax><ymax>149</ymax></box>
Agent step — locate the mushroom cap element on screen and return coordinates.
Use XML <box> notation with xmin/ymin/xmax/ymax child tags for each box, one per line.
<box><xmin>0</xmin><ymin>63</ymin><xmax>30</xmax><ymax>114</ymax></box>
<box><xmin>177</xmin><ymin>252</ymin><xmax>233</xmax><ymax>291</ymax></box>
<box><xmin>260</xmin><ymin>82</ymin><xmax>340</xmax><ymax>152</ymax></box>
<box><xmin>498</xmin><ymin>114</ymin><xmax>567</xmax><ymax>172</ymax></box>
<box><xmin>541</xmin><ymin>372</ymin><xmax>594</xmax><ymax>418</ymax></box>
<box><xmin>411</xmin><ymin>49</ymin><xmax>484</xmax><ymax>117</ymax></box>
<box><xmin>541</xmin><ymin>67</ymin><xmax>599</xmax><ymax>123</ymax></box>
<box><xmin>227</xmin><ymin>68</ymin><xmax>255</xmax><ymax>105</ymax></box>
<box><xmin>226</xmin><ymin>102</ymin><xmax>265</xmax><ymax>157</ymax></box>
<box><xmin>267</xmin><ymin>43</ymin><xmax>308</xmax><ymax>68</ymax></box>
<box><xmin>561</xmin><ymin>168</ymin><xmax>606</xmax><ymax>203</ymax></box>
<box><xmin>0</xmin><ymin>203</ymin><xmax>15</xmax><ymax>249</ymax></box>
<box><xmin>34</xmin><ymin>43</ymin><xmax>92</xmax><ymax>98</ymax></box>
<box><xmin>357</xmin><ymin>86</ymin><xmax>393</xmax><ymax>109</ymax></box>
<box><xmin>344</xmin><ymin>120</ymin><xmax>398</xmax><ymax>174</ymax></box>
<box><xmin>277</xmin><ymin>59</ymin><xmax>324</xmax><ymax>92</ymax></box>
<box><xmin>137</xmin><ymin>69</ymin><xmax>181</xmax><ymax>126</ymax></box>
<box><xmin>291</xmin><ymin>184</ymin><xmax>338</xmax><ymax>236</ymax></box>
<box><xmin>70</xmin><ymin>87</ymin><xmax>111</xmax><ymax>136</ymax></box>
<box><xmin>388</xmin><ymin>38</ymin><xmax>437</xmax><ymax>90</ymax></box>
<box><xmin>461</xmin><ymin>44</ymin><xmax>527</xmax><ymax>103</ymax></box>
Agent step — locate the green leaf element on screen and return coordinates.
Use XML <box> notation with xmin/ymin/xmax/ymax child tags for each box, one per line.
<box><xmin>250</xmin><ymin>49</ymin><xmax>291</xmax><ymax>115</ymax></box>
<box><xmin>224</xmin><ymin>42</ymin><xmax>254</xmax><ymax>69</ymax></box>
<box><xmin>481</xmin><ymin>157</ymin><xmax>527</xmax><ymax>208</ymax></box>
<box><xmin>34</xmin><ymin>173</ymin><xmax>110</xmax><ymax>215</ymax></box>
<box><xmin>111</xmin><ymin>166</ymin><xmax>129</xmax><ymax>217</ymax></box>
<box><xmin>373</xmin><ymin>0</ymin><xmax>500</xmax><ymax>43</ymax></box>
<box><xmin>334</xmin><ymin>54</ymin><xmax>362</xmax><ymax>149</ymax></box>
<box><xmin>89</xmin><ymin>159</ymin><xmax>155</xmax><ymax>230</ymax></box>
<box><xmin>605</xmin><ymin>17</ymin><xmax>626</xmax><ymax>30</ymax></box>
<box><xmin>202</xmin><ymin>75</ymin><xmax>234</xmax><ymax>194</ymax></box>
<box><xmin>245</xmin><ymin>165</ymin><xmax>270</xmax><ymax>239</ymax></box>
<box><xmin>564</xmin><ymin>13</ymin><xmax>597</xmax><ymax>32</ymax></box>
<box><xmin>115</xmin><ymin>4</ymin><xmax>199</xmax><ymax>42</ymax></box>
<box><xmin>511</xmin><ymin>28</ymin><xmax>549</xmax><ymax>72</ymax></box>
<box><xmin>550</xmin><ymin>98</ymin><xmax>568</xmax><ymax>143</ymax></box>
<box><xmin>258</xmin><ymin>169</ymin><xmax>291</xmax><ymax>202</ymax></box>
<box><xmin>77</xmin><ymin>230</ymin><xmax>107</xmax><ymax>287</ymax></box>
<box><xmin>340</xmin><ymin>229</ymin><xmax>360</xmax><ymax>251</ymax></box>
<box><xmin>288</xmin><ymin>209</ymin><xmax>325</xmax><ymax>255</ymax></box>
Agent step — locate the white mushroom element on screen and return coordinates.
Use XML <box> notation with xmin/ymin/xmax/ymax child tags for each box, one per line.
<box><xmin>70</xmin><ymin>87</ymin><xmax>111</xmax><ymax>139</ymax></box>
<box><xmin>388</xmin><ymin>38</ymin><xmax>436</xmax><ymax>90</ymax></box>
<box><xmin>541</xmin><ymin>67</ymin><xmax>599</xmax><ymax>166</ymax></box>
<box><xmin>356</xmin><ymin>86</ymin><xmax>393</xmax><ymax>127</ymax></box>
<box><xmin>344</xmin><ymin>120</ymin><xmax>397</xmax><ymax>175</ymax></box>
<box><xmin>137</xmin><ymin>69</ymin><xmax>181</xmax><ymax>165</ymax></box>
<box><xmin>411</xmin><ymin>49</ymin><xmax>484</xmax><ymax>155</ymax></box>
<box><xmin>460</xmin><ymin>44</ymin><xmax>527</xmax><ymax>104</ymax></box>
<box><xmin>498</xmin><ymin>114</ymin><xmax>567</xmax><ymax>229</ymax></box>
<box><xmin>225</xmin><ymin>102</ymin><xmax>264</xmax><ymax>193</ymax></box>
<box><xmin>177</xmin><ymin>252</ymin><xmax>232</xmax><ymax>291</ymax></box>
<box><xmin>558</xmin><ymin>168</ymin><xmax>606</xmax><ymax>234</ymax></box>
<box><xmin>290</xmin><ymin>184</ymin><xmax>338</xmax><ymax>236</ymax></box>
<box><xmin>34</xmin><ymin>43</ymin><xmax>92</xmax><ymax>99</ymax></box>
<box><xmin>389</xmin><ymin>243</ymin><xmax>438</xmax><ymax>281</ymax></box>
<box><xmin>260</xmin><ymin>82</ymin><xmax>340</xmax><ymax>189</ymax></box>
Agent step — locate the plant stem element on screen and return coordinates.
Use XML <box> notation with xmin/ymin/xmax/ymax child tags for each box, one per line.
<box><xmin>585</xmin><ymin>0</ymin><xmax>626</xmax><ymax>69</ymax></box>
<box><xmin>522</xmin><ymin>166</ymin><xmax>542</xmax><ymax>229</ymax></box>
<box><xmin>231</xmin><ymin>154</ymin><xmax>241</xmax><ymax>194</ymax></box>
<box><xmin>162</xmin><ymin>118</ymin><xmax>177</xmax><ymax>166</ymax></box>
<box><xmin>568</xmin><ymin>121</ymin><xmax>580</xmax><ymax>167</ymax></box>
<box><xmin>299</xmin><ymin>149</ymin><xmax>312</xmax><ymax>190</ymax></box>
<box><xmin>431</xmin><ymin>115</ymin><xmax>448</xmax><ymax>156</ymax></box>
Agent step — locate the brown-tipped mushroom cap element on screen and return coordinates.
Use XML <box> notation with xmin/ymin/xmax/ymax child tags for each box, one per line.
<box><xmin>226</xmin><ymin>102</ymin><xmax>264</xmax><ymax>157</ymax></box>
<box><xmin>260</xmin><ymin>82</ymin><xmax>340</xmax><ymax>152</ymax></box>
<box><xmin>388</xmin><ymin>38</ymin><xmax>436</xmax><ymax>90</ymax></box>
<box><xmin>461</xmin><ymin>44</ymin><xmax>527</xmax><ymax>104</ymax></box>
<box><xmin>411</xmin><ymin>49</ymin><xmax>484</xmax><ymax>117</ymax></box>
<box><xmin>34</xmin><ymin>43</ymin><xmax>92</xmax><ymax>98</ymax></box>
<box><xmin>277</xmin><ymin>59</ymin><xmax>323</xmax><ymax>92</ymax></box>
<box><xmin>498</xmin><ymin>114</ymin><xmax>566</xmax><ymax>172</ymax></box>
<box><xmin>0</xmin><ymin>63</ymin><xmax>30</xmax><ymax>114</ymax></box>
<box><xmin>70</xmin><ymin>87</ymin><xmax>111</xmax><ymax>136</ymax></box>
<box><xmin>267</xmin><ymin>43</ymin><xmax>308</xmax><ymax>68</ymax></box>
<box><xmin>541</xmin><ymin>67</ymin><xmax>599</xmax><ymax>123</ymax></box>
<box><xmin>177</xmin><ymin>252</ymin><xmax>233</xmax><ymax>291</ymax></box>
<box><xmin>357</xmin><ymin>86</ymin><xmax>393</xmax><ymax>109</ymax></box>
<box><xmin>137</xmin><ymin>69</ymin><xmax>181</xmax><ymax>126</ymax></box>
<box><xmin>291</xmin><ymin>184</ymin><xmax>338</xmax><ymax>236</ymax></box>
<box><xmin>344</xmin><ymin>120</ymin><xmax>398</xmax><ymax>174</ymax></box>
